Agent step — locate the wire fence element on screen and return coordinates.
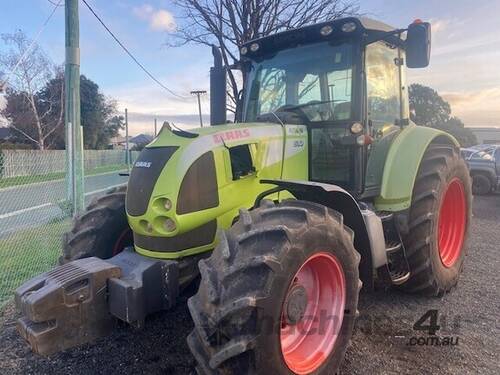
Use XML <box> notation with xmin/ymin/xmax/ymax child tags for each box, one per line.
<box><xmin>0</xmin><ymin>149</ymin><xmax>139</xmax><ymax>309</ymax></box>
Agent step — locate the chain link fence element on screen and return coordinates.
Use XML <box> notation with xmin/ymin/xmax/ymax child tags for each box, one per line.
<box><xmin>0</xmin><ymin>149</ymin><xmax>138</xmax><ymax>309</ymax></box>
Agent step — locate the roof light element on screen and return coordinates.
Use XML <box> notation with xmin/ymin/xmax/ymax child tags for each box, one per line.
<box><xmin>250</xmin><ymin>43</ymin><xmax>260</xmax><ymax>52</ymax></box>
<box><xmin>320</xmin><ymin>25</ymin><xmax>333</xmax><ymax>36</ymax></box>
<box><xmin>341</xmin><ymin>22</ymin><xmax>357</xmax><ymax>33</ymax></box>
<box><xmin>240</xmin><ymin>46</ymin><xmax>248</xmax><ymax>55</ymax></box>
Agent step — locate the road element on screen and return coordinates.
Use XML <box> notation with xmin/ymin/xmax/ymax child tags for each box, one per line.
<box><xmin>0</xmin><ymin>194</ymin><xmax>498</xmax><ymax>374</ymax></box>
<box><xmin>0</xmin><ymin>171</ymin><xmax>128</xmax><ymax>238</ymax></box>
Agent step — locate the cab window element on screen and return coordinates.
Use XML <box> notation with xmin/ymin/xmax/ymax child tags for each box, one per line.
<box><xmin>365</xmin><ymin>42</ymin><xmax>401</xmax><ymax>128</ymax></box>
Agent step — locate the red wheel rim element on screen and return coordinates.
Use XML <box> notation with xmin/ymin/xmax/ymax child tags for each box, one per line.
<box><xmin>438</xmin><ymin>178</ymin><xmax>466</xmax><ymax>268</ymax></box>
<box><xmin>280</xmin><ymin>252</ymin><xmax>346</xmax><ymax>374</ymax></box>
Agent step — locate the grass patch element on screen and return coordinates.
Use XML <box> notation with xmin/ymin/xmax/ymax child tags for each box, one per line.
<box><xmin>0</xmin><ymin>219</ymin><xmax>71</xmax><ymax>307</ymax></box>
<box><xmin>0</xmin><ymin>164</ymin><xmax>127</xmax><ymax>189</ymax></box>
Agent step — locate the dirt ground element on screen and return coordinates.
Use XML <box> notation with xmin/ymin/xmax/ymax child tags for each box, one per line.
<box><xmin>1</xmin><ymin>194</ymin><xmax>499</xmax><ymax>374</ymax></box>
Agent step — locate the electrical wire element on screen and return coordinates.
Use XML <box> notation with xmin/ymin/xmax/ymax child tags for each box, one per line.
<box><xmin>80</xmin><ymin>0</ymin><xmax>188</xmax><ymax>100</ymax></box>
<box><xmin>0</xmin><ymin>0</ymin><xmax>62</xmax><ymax>89</ymax></box>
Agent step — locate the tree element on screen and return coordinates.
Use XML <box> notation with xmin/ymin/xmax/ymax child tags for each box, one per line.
<box><xmin>2</xmin><ymin>72</ymin><xmax>124</xmax><ymax>150</ymax></box>
<box><xmin>40</xmin><ymin>74</ymin><xmax>124</xmax><ymax>149</ymax></box>
<box><xmin>437</xmin><ymin>117</ymin><xmax>477</xmax><ymax>148</ymax></box>
<box><xmin>79</xmin><ymin>76</ymin><xmax>124</xmax><ymax>149</ymax></box>
<box><xmin>409</xmin><ymin>84</ymin><xmax>451</xmax><ymax>127</ymax></box>
<box><xmin>170</xmin><ymin>0</ymin><xmax>360</xmax><ymax>113</ymax></box>
<box><xmin>409</xmin><ymin>83</ymin><xmax>477</xmax><ymax>147</ymax></box>
<box><xmin>0</xmin><ymin>30</ymin><xmax>63</xmax><ymax>149</ymax></box>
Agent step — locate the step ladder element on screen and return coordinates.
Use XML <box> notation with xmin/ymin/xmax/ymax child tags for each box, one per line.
<box><xmin>380</xmin><ymin>213</ymin><xmax>411</xmax><ymax>285</ymax></box>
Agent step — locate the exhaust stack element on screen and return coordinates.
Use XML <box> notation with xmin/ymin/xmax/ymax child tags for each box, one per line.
<box><xmin>210</xmin><ymin>46</ymin><xmax>227</xmax><ymax>125</ymax></box>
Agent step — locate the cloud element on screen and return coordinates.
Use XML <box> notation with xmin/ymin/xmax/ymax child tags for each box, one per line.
<box><xmin>133</xmin><ymin>4</ymin><xmax>154</xmax><ymax>19</ymax></box>
<box><xmin>150</xmin><ymin>10</ymin><xmax>176</xmax><ymax>32</ymax></box>
<box><xmin>442</xmin><ymin>88</ymin><xmax>500</xmax><ymax>126</ymax></box>
<box><xmin>133</xmin><ymin>4</ymin><xmax>176</xmax><ymax>33</ymax></box>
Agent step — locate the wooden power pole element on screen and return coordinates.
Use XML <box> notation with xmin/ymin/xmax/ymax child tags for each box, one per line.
<box><xmin>190</xmin><ymin>90</ymin><xmax>207</xmax><ymax>127</ymax></box>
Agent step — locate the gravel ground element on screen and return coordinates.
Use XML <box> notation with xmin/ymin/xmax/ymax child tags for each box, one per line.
<box><xmin>1</xmin><ymin>194</ymin><xmax>499</xmax><ymax>374</ymax></box>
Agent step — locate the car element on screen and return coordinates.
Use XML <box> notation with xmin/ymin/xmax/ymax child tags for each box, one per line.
<box><xmin>462</xmin><ymin>144</ymin><xmax>500</xmax><ymax>194</ymax></box>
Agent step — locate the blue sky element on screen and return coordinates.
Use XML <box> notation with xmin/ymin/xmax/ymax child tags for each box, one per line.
<box><xmin>1</xmin><ymin>0</ymin><xmax>499</xmax><ymax>134</ymax></box>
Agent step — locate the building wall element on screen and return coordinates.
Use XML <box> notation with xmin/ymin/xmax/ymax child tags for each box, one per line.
<box><xmin>468</xmin><ymin>127</ymin><xmax>500</xmax><ymax>144</ymax></box>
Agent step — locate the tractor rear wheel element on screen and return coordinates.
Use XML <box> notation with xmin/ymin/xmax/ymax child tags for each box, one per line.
<box><xmin>401</xmin><ymin>144</ymin><xmax>472</xmax><ymax>296</ymax></box>
<box><xmin>187</xmin><ymin>200</ymin><xmax>361</xmax><ymax>375</ymax></box>
<box><xmin>60</xmin><ymin>185</ymin><xmax>133</xmax><ymax>263</ymax></box>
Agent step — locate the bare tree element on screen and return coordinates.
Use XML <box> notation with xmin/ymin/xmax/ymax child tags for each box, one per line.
<box><xmin>0</xmin><ymin>30</ymin><xmax>63</xmax><ymax>149</ymax></box>
<box><xmin>170</xmin><ymin>0</ymin><xmax>360</xmax><ymax>112</ymax></box>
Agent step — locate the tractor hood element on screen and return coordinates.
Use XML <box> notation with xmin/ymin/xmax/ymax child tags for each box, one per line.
<box><xmin>125</xmin><ymin>122</ymin><xmax>296</xmax><ymax>259</ymax></box>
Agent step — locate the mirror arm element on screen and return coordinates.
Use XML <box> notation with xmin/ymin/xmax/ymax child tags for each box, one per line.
<box><xmin>363</xmin><ymin>28</ymin><xmax>407</xmax><ymax>47</ymax></box>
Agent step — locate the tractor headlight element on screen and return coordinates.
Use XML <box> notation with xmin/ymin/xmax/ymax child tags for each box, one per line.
<box><xmin>240</xmin><ymin>46</ymin><xmax>248</xmax><ymax>55</ymax></box>
<box><xmin>341</xmin><ymin>22</ymin><xmax>357</xmax><ymax>33</ymax></box>
<box><xmin>163</xmin><ymin>198</ymin><xmax>172</xmax><ymax>211</ymax></box>
<box><xmin>320</xmin><ymin>25</ymin><xmax>333</xmax><ymax>36</ymax></box>
<box><xmin>250</xmin><ymin>43</ymin><xmax>260</xmax><ymax>52</ymax></box>
<box><xmin>350</xmin><ymin>123</ymin><xmax>364</xmax><ymax>134</ymax></box>
<box><xmin>163</xmin><ymin>217</ymin><xmax>177</xmax><ymax>232</ymax></box>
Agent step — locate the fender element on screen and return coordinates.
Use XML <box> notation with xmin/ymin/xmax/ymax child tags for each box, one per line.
<box><xmin>260</xmin><ymin>179</ymin><xmax>374</xmax><ymax>289</ymax></box>
<box><xmin>375</xmin><ymin>124</ymin><xmax>459</xmax><ymax>211</ymax></box>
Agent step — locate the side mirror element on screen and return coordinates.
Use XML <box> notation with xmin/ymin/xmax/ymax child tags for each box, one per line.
<box><xmin>406</xmin><ymin>21</ymin><xmax>431</xmax><ymax>68</ymax></box>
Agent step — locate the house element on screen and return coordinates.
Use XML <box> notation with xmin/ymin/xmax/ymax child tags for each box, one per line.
<box><xmin>108</xmin><ymin>135</ymin><xmax>129</xmax><ymax>149</ymax></box>
<box><xmin>467</xmin><ymin>127</ymin><xmax>500</xmax><ymax>145</ymax></box>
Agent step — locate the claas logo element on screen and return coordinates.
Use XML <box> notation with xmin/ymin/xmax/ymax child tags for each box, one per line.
<box><xmin>213</xmin><ymin>129</ymin><xmax>250</xmax><ymax>143</ymax></box>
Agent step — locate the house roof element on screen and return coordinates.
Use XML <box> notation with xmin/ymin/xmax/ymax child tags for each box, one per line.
<box><xmin>129</xmin><ymin>134</ymin><xmax>153</xmax><ymax>145</ymax></box>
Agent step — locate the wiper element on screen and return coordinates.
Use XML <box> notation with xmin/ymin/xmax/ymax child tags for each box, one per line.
<box><xmin>277</xmin><ymin>99</ymin><xmax>343</xmax><ymax>112</ymax></box>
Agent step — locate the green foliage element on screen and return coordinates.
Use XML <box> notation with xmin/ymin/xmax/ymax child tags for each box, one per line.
<box><xmin>409</xmin><ymin>83</ymin><xmax>477</xmax><ymax>147</ymax></box>
<box><xmin>79</xmin><ymin>76</ymin><xmax>124</xmax><ymax>149</ymax></box>
<box><xmin>2</xmin><ymin>74</ymin><xmax>124</xmax><ymax>149</ymax></box>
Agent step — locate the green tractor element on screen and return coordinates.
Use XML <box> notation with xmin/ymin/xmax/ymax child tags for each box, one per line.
<box><xmin>16</xmin><ymin>17</ymin><xmax>471</xmax><ymax>374</ymax></box>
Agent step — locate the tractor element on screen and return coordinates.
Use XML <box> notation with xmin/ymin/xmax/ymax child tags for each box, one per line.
<box><xmin>15</xmin><ymin>17</ymin><xmax>471</xmax><ymax>374</ymax></box>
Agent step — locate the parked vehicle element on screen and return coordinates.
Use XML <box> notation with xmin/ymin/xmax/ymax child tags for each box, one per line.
<box><xmin>462</xmin><ymin>145</ymin><xmax>500</xmax><ymax>195</ymax></box>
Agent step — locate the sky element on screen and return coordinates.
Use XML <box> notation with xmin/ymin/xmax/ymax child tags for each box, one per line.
<box><xmin>0</xmin><ymin>0</ymin><xmax>499</xmax><ymax>135</ymax></box>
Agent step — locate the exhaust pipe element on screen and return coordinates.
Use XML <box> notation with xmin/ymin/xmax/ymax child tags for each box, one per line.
<box><xmin>210</xmin><ymin>45</ymin><xmax>227</xmax><ymax>125</ymax></box>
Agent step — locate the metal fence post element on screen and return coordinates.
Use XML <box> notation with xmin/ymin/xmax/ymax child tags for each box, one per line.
<box><xmin>65</xmin><ymin>0</ymin><xmax>84</xmax><ymax>216</ymax></box>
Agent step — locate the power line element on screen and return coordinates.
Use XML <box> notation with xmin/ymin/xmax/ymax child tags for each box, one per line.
<box><xmin>0</xmin><ymin>0</ymin><xmax>62</xmax><ymax>90</ymax></box>
<box><xmin>80</xmin><ymin>0</ymin><xmax>188</xmax><ymax>100</ymax></box>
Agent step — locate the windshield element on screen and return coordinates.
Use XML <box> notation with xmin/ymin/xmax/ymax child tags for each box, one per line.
<box><xmin>244</xmin><ymin>42</ymin><xmax>353</xmax><ymax>123</ymax></box>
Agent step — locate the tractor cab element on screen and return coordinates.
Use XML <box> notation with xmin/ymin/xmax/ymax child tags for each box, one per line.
<box><xmin>229</xmin><ymin>17</ymin><xmax>431</xmax><ymax>196</ymax></box>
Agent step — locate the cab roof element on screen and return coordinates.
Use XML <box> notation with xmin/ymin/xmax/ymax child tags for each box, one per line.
<box><xmin>240</xmin><ymin>17</ymin><xmax>399</xmax><ymax>59</ymax></box>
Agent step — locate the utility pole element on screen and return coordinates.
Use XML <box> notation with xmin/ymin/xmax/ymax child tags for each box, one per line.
<box><xmin>190</xmin><ymin>90</ymin><xmax>207</xmax><ymax>127</ymax></box>
<box><xmin>154</xmin><ymin>118</ymin><xmax>157</xmax><ymax>136</ymax></box>
<box><xmin>65</xmin><ymin>0</ymin><xmax>84</xmax><ymax>216</ymax></box>
<box><xmin>125</xmin><ymin>108</ymin><xmax>130</xmax><ymax>172</ymax></box>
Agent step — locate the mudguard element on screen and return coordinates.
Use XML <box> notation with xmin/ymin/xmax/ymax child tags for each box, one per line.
<box><xmin>374</xmin><ymin>124</ymin><xmax>459</xmax><ymax>211</ymax></box>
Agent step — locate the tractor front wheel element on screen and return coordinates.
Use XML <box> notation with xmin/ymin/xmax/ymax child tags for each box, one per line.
<box><xmin>60</xmin><ymin>185</ymin><xmax>133</xmax><ymax>263</ymax></box>
<box><xmin>401</xmin><ymin>144</ymin><xmax>472</xmax><ymax>296</ymax></box>
<box><xmin>187</xmin><ymin>200</ymin><xmax>361</xmax><ymax>375</ymax></box>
